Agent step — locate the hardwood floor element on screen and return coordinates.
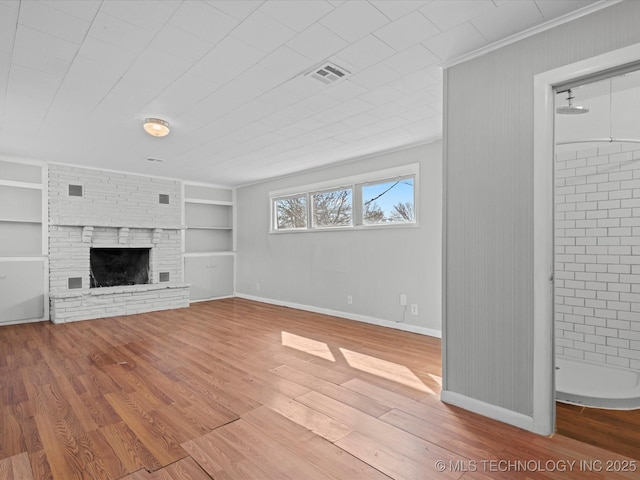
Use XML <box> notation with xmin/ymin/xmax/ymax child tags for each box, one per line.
<box><xmin>0</xmin><ymin>298</ymin><xmax>638</xmax><ymax>479</ymax></box>
<box><xmin>556</xmin><ymin>402</ymin><xmax>640</xmax><ymax>460</ymax></box>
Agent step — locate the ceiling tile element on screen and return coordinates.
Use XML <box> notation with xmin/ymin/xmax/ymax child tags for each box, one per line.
<box><xmin>12</xmin><ymin>26</ymin><xmax>79</xmax><ymax>81</ymax></box>
<box><xmin>334</xmin><ymin>97</ymin><xmax>374</xmax><ymax>116</ymax></box>
<box><xmin>334</xmin><ymin>34</ymin><xmax>396</xmax><ymax>70</ymax></box>
<box><xmin>358</xmin><ymin>85</ymin><xmax>403</xmax><ymax>105</ymax></box>
<box><xmin>295</xmin><ymin>95</ymin><xmax>342</xmax><ymax>117</ymax></box>
<box><xmin>88</xmin><ymin>12</ymin><xmax>156</xmax><ymax>53</ymax></box>
<box><xmin>389</xmin><ymin>68</ymin><xmax>439</xmax><ymax>94</ymax></box>
<box><xmin>6</xmin><ymin>64</ymin><xmax>61</xmax><ymax>102</ymax></box>
<box><xmin>140</xmin><ymin>72</ymin><xmax>222</xmax><ymax>117</ymax></box>
<box><xmin>148</xmin><ymin>24</ymin><xmax>214</xmax><ymax>63</ymax></box>
<box><xmin>320</xmin><ymin>1</ymin><xmax>390</xmax><ymax>43</ymax></box>
<box><xmin>170</xmin><ymin>1</ymin><xmax>239</xmax><ymax>45</ymax></box>
<box><xmin>373</xmin><ymin>11</ymin><xmax>441</xmax><ymax>52</ymax></box>
<box><xmin>260</xmin><ymin>0</ymin><xmax>335</xmax><ymax>32</ymax></box>
<box><xmin>471</xmin><ymin>0</ymin><xmax>544</xmax><ymax>43</ymax></box>
<box><xmin>123</xmin><ymin>47</ymin><xmax>192</xmax><ymax>93</ymax></box>
<box><xmin>0</xmin><ymin>0</ymin><xmax>613</xmax><ymax>185</ymax></box>
<box><xmin>77</xmin><ymin>36</ymin><xmax>138</xmax><ymax>72</ymax></box>
<box><xmin>369</xmin><ymin>0</ymin><xmax>431</xmax><ymax>21</ymax></box>
<box><xmin>0</xmin><ymin>3</ymin><xmax>18</xmax><ymax>55</ymax></box>
<box><xmin>44</xmin><ymin>0</ymin><xmax>100</xmax><ymax>22</ymax></box>
<box><xmin>59</xmin><ymin>56</ymin><xmax>123</xmax><ymax>100</ymax></box>
<box><xmin>321</xmin><ymin>80</ymin><xmax>368</xmax><ymax>101</ymax></box>
<box><xmin>18</xmin><ymin>1</ymin><xmax>91</xmax><ymax>45</ymax></box>
<box><xmin>194</xmin><ymin>36</ymin><xmax>264</xmax><ymax>76</ymax></box>
<box><xmin>204</xmin><ymin>0</ymin><xmax>263</xmax><ymax>21</ymax></box>
<box><xmin>258</xmin><ymin>46</ymin><xmax>316</xmax><ymax>79</ymax></box>
<box><xmin>286</xmin><ymin>23</ymin><xmax>348</xmax><ymax>62</ymax></box>
<box><xmin>99</xmin><ymin>0</ymin><xmax>179</xmax><ymax>32</ymax></box>
<box><xmin>349</xmin><ymin>63</ymin><xmax>400</xmax><ymax>90</ymax></box>
<box><xmin>280</xmin><ymin>73</ymin><xmax>331</xmax><ymax>97</ymax></box>
<box><xmin>383</xmin><ymin>44</ymin><xmax>440</xmax><ymax>76</ymax></box>
<box><xmin>236</xmin><ymin>64</ymin><xmax>290</xmax><ymax>94</ymax></box>
<box><xmin>258</xmin><ymin>87</ymin><xmax>305</xmax><ymax>109</ymax></box>
<box><xmin>90</xmin><ymin>79</ymin><xmax>161</xmax><ymax>120</ymax></box>
<box><xmin>419</xmin><ymin>0</ymin><xmax>496</xmax><ymax>31</ymax></box>
<box><xmin>342</xmin><ymin>112</ymin><xmax>379</xmax><ymax>129</ymax></box>
<box><xmin>230</xmin><ymin>10</ymin><xmax>297</xmax><ymax>53</ymax></box>
<box><xmin>422</xmin><ymin>22</ymin><xmax>488</xmax><ymax>61</ymax></box>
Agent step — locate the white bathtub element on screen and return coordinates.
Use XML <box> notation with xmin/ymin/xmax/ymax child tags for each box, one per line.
<box><xmin>555</xmin><ymin>356</ymin><xmax>640</xmax><ymax>410</ymax></box>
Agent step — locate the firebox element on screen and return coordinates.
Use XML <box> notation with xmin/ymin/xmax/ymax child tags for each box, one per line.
<box><xmin>90</xmin><ymin>247</ymin><xmax>150</xmax><ymax>288</ymax></box>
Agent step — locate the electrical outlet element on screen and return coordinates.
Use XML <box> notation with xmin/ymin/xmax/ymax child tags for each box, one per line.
<box><xmin>400</xmin><ymin>294</ymin><xmax>407</xmax><ymax>306</ymax></box>
<box><xmin>347</xmin><ymin>294</ymin><xmax>353</xmax><ymax>305</ymax></box>
<box><xmin>411</xmin><ymin>304</ymin><xmax>418</xmax><ymax>315</ymax></box>
<box><xmin>256</xmin><ymin>282</ymin><xmax>261</xmax><ymax>291</ymax></box>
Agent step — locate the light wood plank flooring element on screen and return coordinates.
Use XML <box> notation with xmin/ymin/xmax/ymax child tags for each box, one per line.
<box><xmin>0</xmin><ymin>298</ymin><xmax>637</xmax><ymax>479</ymax></box>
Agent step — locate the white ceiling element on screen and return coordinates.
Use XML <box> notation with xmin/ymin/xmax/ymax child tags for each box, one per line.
<box><xmin>0</xmin><ymin>0</ymin><xmax>606</xmax><ymax>186</ymax></box>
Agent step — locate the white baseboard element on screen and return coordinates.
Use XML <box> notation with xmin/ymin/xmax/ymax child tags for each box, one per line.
<box><xmin>0</xmin><ymin>317</ymin><xmax>48</xmax><ymax>326</ymax></box>
<box><xmin>189</xmin><ymin>294</ymin><xmax>235</xmax><ymax>304</ymax></box>
<box><xmin>440</xmin><ymin>390</ymin><xmax>537</xmax><ymax>433</ymax></box>
<box><xmin>235</xmin><ymin>293</ymin><xmax>441</xmax><ymax>338</ymax></box>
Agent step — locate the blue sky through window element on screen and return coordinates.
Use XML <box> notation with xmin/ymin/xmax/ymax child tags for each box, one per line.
<box><xmin>362</xmin><ymin>178</ymin><xmax>414</xmax><ymax>216</ymax></box>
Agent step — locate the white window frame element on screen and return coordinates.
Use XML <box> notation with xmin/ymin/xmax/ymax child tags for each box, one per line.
<box><xmin>361</xmin><ymin>174</ymin><xmax>416</xmax><ymax>226</ymax></box>
<box><xmin>310</xmin><ymin>185</ymin><xmax>354</xmax><ymax>229</ymax></box>
<box><xmin>269</xmin><ymin>163</ymin><xmax>419</xmax><ymax>233</ymax></box>
<box><xmin>272</xmin><ymin>192</ymin><xmax>308</xmax><ymax>231</ymax></box>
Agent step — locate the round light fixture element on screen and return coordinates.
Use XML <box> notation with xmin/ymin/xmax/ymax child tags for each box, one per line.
<box><xmin>143</xmin><ymin>118</ymin><xmax>170</xmax><ymax>137</ymax></box>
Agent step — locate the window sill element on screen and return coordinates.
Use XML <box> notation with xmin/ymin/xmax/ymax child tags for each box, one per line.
<box><xmin>269</xmin><ymin>222</ymin><xmax>418</xmax><ymax>234</ymax></box>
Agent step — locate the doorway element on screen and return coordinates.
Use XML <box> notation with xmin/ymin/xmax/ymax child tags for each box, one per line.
<box><xmin>532</xmin><ymin>42</ymin><xmax>640</xmax><ymax>436</ymax></box>
<box><xmin>551</xmin><ymin>69</ymin><xmax>640</xmax><ymax>458</ymax></box>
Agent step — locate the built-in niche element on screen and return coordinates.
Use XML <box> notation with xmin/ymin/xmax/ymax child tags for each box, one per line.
<box><xmin>89</xmin><ymin>247</ymin><xmax>150</xmax><ymax>288</ymax></box>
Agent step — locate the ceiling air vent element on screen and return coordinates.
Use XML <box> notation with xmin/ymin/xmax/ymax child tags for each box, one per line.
<box><xmin>307</xmin><ymin>62</ymin><xmax>350</xmax><ymax>85</ymax></box>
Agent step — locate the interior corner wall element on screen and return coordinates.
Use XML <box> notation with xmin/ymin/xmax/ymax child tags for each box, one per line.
<box><xmin>443</xmin><ymin>1</ymin><xmax>640</xmax><ymax>418</ymax></box>
<box><xmin>235</xmin><ymin>142</ymin><xmax>442</xmax><ymax>335</ymax></box>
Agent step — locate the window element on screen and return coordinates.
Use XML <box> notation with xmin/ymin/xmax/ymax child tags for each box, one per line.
<box><xmin>312</xmin><ymin>187</ymin><xmax>352</xmax><ymax>227</ymax></box>
<box><xmin>362</xmin><ymin>177</ymin><xmax>415</xmax><ymax>225</ymax></box>
<box><xmin>270</xmin><ymin>164</ymin><xmax>417</xmax><ymax>232</ymax></box>
<box><xmin>274</xmin><ymin>194</ymin><xmax>307</xmax><ymax>230</ymax></box>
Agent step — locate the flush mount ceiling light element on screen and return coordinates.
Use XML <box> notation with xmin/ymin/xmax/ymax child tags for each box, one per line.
<box><xmin>143</xmin><ymin>117</ymin><xmax>170</xmax><ymax>137</ymax></box>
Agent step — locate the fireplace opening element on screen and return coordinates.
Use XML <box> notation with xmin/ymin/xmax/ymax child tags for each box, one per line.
<box><xmin>90</xmin><ymin>248</ymin><xmax>150</xmax><ymax>288</ymax></box>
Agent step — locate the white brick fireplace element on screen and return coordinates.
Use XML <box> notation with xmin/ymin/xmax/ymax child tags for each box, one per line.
<box><xmin>48</xmin><ymin>165</ymin><xmax>189</xmax><ymax>323</ymax></box>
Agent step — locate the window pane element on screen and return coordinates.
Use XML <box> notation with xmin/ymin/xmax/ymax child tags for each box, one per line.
<box><xmin>362</xmin><ymin>177</ymin><xmax>415</xmax><ymax>224</ymax></box>
<box><xmin>274</xmin><ymin>195</ymin><xmax>307</xmax><ymax>229</ymax></box>
<box><xmin>312</xmin><ymin>188</ymin><xmax>352</xmax><ymax>227</ymax></box>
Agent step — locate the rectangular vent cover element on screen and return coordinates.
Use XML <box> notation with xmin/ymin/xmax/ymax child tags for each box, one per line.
<box><xmin>308</xmin><ymin>62</ymin><xmax>350</xmax><ymax>84</ymax></box>
<box><xmin>159</xmin><ymin>194</ymin><xmax>169</xmax><ymax>204</ymax></box>
<box><xmin>68</xmin><ymin>277</ymin><xmax>82</xmax><ymax>289</ymax></box>
<box><xmin>159</xmin><ymin>272</ymin><xmax>170</xmax><ymax>282</ymax></box>
<box><xmin>69</xmin><ymin>184</ymin><xmax>83</xmax><ymax>196</ymax></box>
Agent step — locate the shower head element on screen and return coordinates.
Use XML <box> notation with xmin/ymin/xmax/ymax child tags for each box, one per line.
<box><xmin>556</xmin><ymin>89</ymin><xmax>589</xmax><ymax>115</ymax></box>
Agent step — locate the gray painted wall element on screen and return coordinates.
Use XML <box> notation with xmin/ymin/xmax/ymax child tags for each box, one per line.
<box><xmin>444</xmin><ymin>1</ymin><xmax>640</xmax><ymax>416</ymax></box>
<box><xmin>236</xmin><ymin>142</ymin><xmax>442</xmax><ymax>334</ymax></box>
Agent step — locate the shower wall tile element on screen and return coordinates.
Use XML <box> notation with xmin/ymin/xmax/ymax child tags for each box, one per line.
<box><xmin>555</xmin><ymin>147</ymin><xmax>640</xmax><ymax>370</ymax></box>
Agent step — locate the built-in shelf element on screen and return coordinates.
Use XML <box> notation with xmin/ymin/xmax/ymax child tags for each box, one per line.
<box><xmin>182</xmin><ymin>183</ymin><xmax>235</xmax><ymax>302</ymax></box>
<box><xmin>0</xmin><ymin>160</ymin><xmax>47</xmax><ymax>324</ymax></box>
<box><xmin>0</xmin><ymin>218</ymin><xmax>42</xmax><ymax>224</ymax></box>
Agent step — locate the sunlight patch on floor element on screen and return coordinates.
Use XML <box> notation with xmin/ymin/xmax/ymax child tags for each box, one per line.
<box><xmin>281</xmin><ymin>331</ymin><xmax>335</xmax><ymax>361</ymax></box>
<box><xmin>339</xmin><ymin>348</ymin><xmax>434</xmax><ymax>394</ymax></box>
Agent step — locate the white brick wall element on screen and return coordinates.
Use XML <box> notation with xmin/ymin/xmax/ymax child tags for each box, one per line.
<box><xmin>49</xmin><ymin>164</ymin><xmax>181</xmax><ymax>227</ymax></box>
<box><xmin>48</xmin><ymin>165</ymin><xmax>188</xmax><ymax>322</ymax></box>
<box><xmin>555</xmin><ymin>144</ymin><xmax>640</xmax><ymax>370</ymax></box>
